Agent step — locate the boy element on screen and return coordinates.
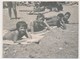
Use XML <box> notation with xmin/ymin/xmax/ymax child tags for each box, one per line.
<box><xmin>3</xmin><ymin>21</ymin><xmax>32</xmax><ymax>43</ymax></box>
<box><xmin>30</xmin><ymin>13</ymin><xmax>66</xmax><ymax>33</ymax></box>
<box><xmin>63</xmin><ymin>12</ymin><xmax>71</xmax><ymax>24</ymax></box>
<box><xmin>46</xmin><ymin>13</ymin><xmax>66</xmax><ymax>29</ymax></box>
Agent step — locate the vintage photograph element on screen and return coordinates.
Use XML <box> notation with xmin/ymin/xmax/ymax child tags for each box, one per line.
<box><xmin>3</xmin><ymin>1</ymin><xmax>78</xmax><ymax>58</ymax></box>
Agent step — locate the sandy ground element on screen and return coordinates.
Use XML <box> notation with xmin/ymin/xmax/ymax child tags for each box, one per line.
<box><xmin>3</xmin><ymin>4</ymin><xmax>78</xmax><ymax>58</ymax></box>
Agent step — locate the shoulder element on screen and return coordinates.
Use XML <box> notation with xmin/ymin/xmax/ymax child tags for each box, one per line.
<box><xmin>52</xmin><ymin>16</ymin><xmax>58</xmax><ymax>20</ymax></box>
<box><xmin>3</xmin><ymin>30</ymin><xmax>18</xmax><ymax>40</ymax></box>
<box><xmin>45</xmin><ymin>16</ymin><xmax>57</xmax><ymax>19</ymax></box>
<box><xmin>14</xmin><ymin>30</ymin><xmax>19</xmax><ymax>34</ymax></box>
<box><xmin>52</xmin><ymin>16</ymin><xmax>57</xmax><ymax>19</ymax></box>
<box><xmin>9</xmin><ymin>30</ymin><xmax>19</xmax><ymax>36</ymax></box>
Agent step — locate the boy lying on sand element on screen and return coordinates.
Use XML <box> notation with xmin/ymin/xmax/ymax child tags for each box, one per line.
<box><xmin>3</xmin><ymin>21</ymin><xmax>32</xmax><ymax>43</ymax></box>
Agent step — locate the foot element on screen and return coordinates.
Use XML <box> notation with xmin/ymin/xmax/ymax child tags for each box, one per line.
<box><xmin>15</xmin><ymin>17</ymin><xmax>20</xmax><ymax>19</ymax></box>
<box><xmin>11</xmin><ymin>17</ymin><xmax>20</xmax><ymax>19</ymax></box>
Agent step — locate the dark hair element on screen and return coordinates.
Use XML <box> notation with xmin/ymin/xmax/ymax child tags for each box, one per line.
<box><xmin>9</xmin><ymin>21</ymin><xmax>27</xmax><ymax>31</ymax></box>
<box><xmin>65</xmin><ymin>12</ymin><xmax>71</xmax><ymax>18</ymax></box>
<box><xmin>37</xmin><ymin>13</ymin><xmax>45</xmax><ymax>21</ymax></box>
<box><xmin>57</xmin><ymin>13</ymin><xmax>64</xmax><ymax>18</ymax></box>
<box><xmin>16</xmin><ymin>21</ymin><xmax>27</xmax><ymax>30</ymax></box>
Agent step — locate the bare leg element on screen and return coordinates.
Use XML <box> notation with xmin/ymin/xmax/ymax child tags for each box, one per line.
<box><xmin>8</xmin><ymin>8</ymin><xmax>12</xmax><ymax>20</ymax></box>
<box><xmin>13</xmin><ymin>9</ymin><xmax>17</xmax><ymax>18</ymax></box>
<box><xmin>12</xmin><ymin>2</ymin><xmax>18</xmax><ymax>19</ymax></box>
<box><xmin>30</xmin><ymin>22</ymin><xmax>34</xmax><ymax>34</ymax></box>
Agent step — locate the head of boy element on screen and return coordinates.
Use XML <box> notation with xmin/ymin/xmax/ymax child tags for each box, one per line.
<box><xmin>16</xmin><ymin>21</ymin><xmax>27</xmax><ymax>34</ymax></box>
<box><xmin>57</xmin><ymin>13</ymin><xmax>64</xmax><ymax>20</ymax></box>
<box><xmin>64</xmin><ymin>12</ymin><xmax>71</xmax><ymax>20</ymax></box>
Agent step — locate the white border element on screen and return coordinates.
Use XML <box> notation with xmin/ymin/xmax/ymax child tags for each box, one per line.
<box><xmin>0</xmin><ymin>0</ymin><xmax>2</xmax><ymax>58</ymax></box>
<box><xmin>0</xmin><ymin>0</ymin><xmax>79</xmax><ymax>58</ymax></box>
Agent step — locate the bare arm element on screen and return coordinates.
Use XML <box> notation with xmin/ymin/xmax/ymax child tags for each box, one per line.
<box><xmin>43</xmin><ymin>19</ymin><xmax>52</xmax><ymax>30</ymax></box>
<box><xmin>25</xmin><ymin>30</ymin><xmax>32</xmax><ymax>39</ymax></box>
<box><xmin>60</xmin><ymin>18</ymin><xmax>66</xmax><ymax>29</ymax></box>
<box><xmin>30</xmin><ymin>22</ymin><xmax>34</xmax><ymax>34</ymax></box>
